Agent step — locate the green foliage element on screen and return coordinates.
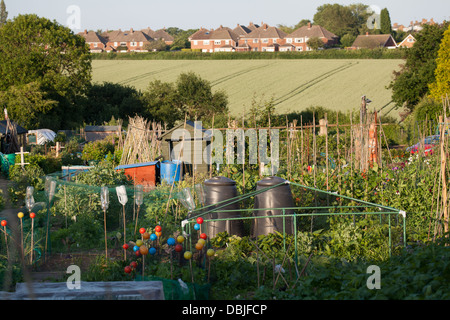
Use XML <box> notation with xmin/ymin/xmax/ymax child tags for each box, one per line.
<box><xmin>81</xmin><ymin>137</ymin><xmax>115</xmax><ymax>162</ymax></box>
<box><xmin>389</xmin><ymin>23</ymin><xmax>450</xmax><ymax>111</ymax></box>
<box><xmin>379</xmin><ymin>8</ymin><xmax>392</xmax><ymax>35</ymax></box>
<box><xmin>340</xmin><ymin>33</ymin><xmax>357</xmax><ymax>48</ymax></box>
<box><xmin>0</xmin><ymin>0</ymin><xmax>7</xmax><ymax>26</ymax></box>
<box><xmin>307</xmin><ymin>37</ymin><xmax>325</xmax><ymax>50</ymax></box>
<box><xmin>8</xmin><ymin>164</ymin><xmax>45</xmax><ymax>204</ymax></box>
<box><xmin>0</xmin><ymin>14</ymin><xmax>92</xmax><ymax>130</ymax></box>
<box><xmin>429</xmin><ymin>24</ymin><xmax>450</xmax><ymax>101</ymax></box>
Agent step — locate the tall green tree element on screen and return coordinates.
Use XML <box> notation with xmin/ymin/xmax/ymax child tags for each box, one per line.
<box><xmin>313</xmin><ymin>3</ymin><xmax>361</xmax><ymax>37</ymax></box>
<box><xmin>380</xmin><ymin>8</ymin><xmax>392</xmax><ymax>34</ymax></box>
<box><xmin>0</xmin><ymin>0</ymin><xmax>7</xmax><ymax>25</ymax></box>
<box><xmin>429</xmin><ymin>24</ymin><xmax>450</xmax><ymax>102</ymax></box>
<box><xmin>0</xmin><ymin>14</ymin><xmax>91</xmax><ymax>130</ymax></box>
<box><xmin>388</xmin><ymin>23</ymin><xmax>449</xmax><ymax>112</ymax></box>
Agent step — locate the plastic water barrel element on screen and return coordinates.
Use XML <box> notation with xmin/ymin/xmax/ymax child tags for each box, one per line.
<box><xmin>252</xmin><ymin>176</ymin><xmax>295</xmax><ymax>237</ymax></box>
<box><xmin>203</xmin><ymin>176</ymin><xmax>244</xmax><ymax>239</ymax></box>
<box><xmin>160</xmin><ymin>160</ymin><xmax>182</xmax><ymax>185</ymax></box>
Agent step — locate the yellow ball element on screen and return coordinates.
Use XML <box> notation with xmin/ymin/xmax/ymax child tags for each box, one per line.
<box><xmin>176</xmin><ymin>235</ymin><xmax>185</xmax><ymax>243</ymax></box>
<box><xmin>136</xmin><ymin>239</ymin><xmax>143</xmax><ymax>247</ymax></box>
<box><xmin>206</xmin><ymin>249</ymin><xmax>215</xmax><ymax>257</ymax></box>
<box><xmin>197</xmin><ymin>238</ymin><xmax>206</xmax><ymax>246</ymax></box>
<box><xmin>184</xmin><ymin>251</ymin><xmax>193</xmax><ymax>260</ymax></box>
<box><xmin>17</xmin><ymin>212</ymin><xmax>24</xmax><ymax>219</ymax></box>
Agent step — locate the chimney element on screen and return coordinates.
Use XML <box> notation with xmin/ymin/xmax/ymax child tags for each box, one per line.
<box><xmin>130</xmin><ymin>28</ymin><xmax>134</xmax><ymax>33</ymax></box>
<box><xmin>366</xmin><ymin>31</ymin><xmax>369</xmax><ymax>36</ymax></box>
<box><xmin>307</xmin><ymin>22</ymin><xmax>311</xmax><ymax>28</ymax></box>
<box><xmin>84</xmin><ymin>29</ymin><xmax>87</xmax><ymax>35</ymax></box>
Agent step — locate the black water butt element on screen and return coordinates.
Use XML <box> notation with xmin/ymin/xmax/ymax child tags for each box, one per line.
<box><xmin>252</xmin><ymin>176</ymin><xmax>295</xmax><ymax>237</ymax></box>
<box><xmin>203</xmin><ymin>176</ymin><xmax>244</xmax><ymax>239</ymax></box>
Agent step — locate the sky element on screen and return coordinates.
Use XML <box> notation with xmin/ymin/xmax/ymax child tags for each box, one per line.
<box><xmin>5</xmin><ymin>0</ymin><xmax>450</xmax><ymax>32</ymax></box>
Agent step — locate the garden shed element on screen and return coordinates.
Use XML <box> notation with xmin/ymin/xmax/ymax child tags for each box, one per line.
<box><xmin>159</xmin><ymin>120</ymin><xmax>211</xmax><ymax>176</ymax></box>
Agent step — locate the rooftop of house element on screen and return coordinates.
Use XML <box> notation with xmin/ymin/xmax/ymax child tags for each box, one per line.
<box><xmin>285</xmin><ymin>23</ymin><xmax>337</xmax><ymax>40</ymax></box>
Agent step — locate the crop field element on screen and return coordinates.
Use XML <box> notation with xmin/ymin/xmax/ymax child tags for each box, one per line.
<box><xmin>92</xmin><ymin>59</ymin><xmax>403</xmax><ymax>119</ymax></box>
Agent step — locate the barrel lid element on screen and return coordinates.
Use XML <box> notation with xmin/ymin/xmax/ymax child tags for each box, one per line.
<box><xmin>256</xmin><ymin>176</ymin><xmax>287</xmax><ymax>187</ymax></box>
<box><xmin>204</xmin><ymin>176</ymin><xmax>236</xmax><ymax>186</ymax></box>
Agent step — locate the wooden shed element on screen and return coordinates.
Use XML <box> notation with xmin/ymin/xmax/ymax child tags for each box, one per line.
<box><xmin>159</xmin><ymin>120</ymin><xmax>211</xmax><ymax>176</ymax></box>
<box><xmin>84</xmin><ymin>125</ymin><xmax>122</xmax><ymax>142</ymax></box>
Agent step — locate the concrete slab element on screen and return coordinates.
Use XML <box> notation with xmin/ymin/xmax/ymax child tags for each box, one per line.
<box><xmin>7</xmin><ymin>281</ymin><xmax>165</xmax><ymax>300</ymax></box>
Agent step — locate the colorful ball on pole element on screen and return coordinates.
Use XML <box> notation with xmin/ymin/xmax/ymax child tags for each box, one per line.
<box><xmin>142</xmin><ymin>232</ymin><xmax>150</xmax><ymax>240</ymax></box>
<box><xmin>123</xmin><ymin>243</ymin><xmax>129</xmax><ymax>250</ymax></box>
<box><xmin>136</xmin><ymin>240</ymin><xmax>143</xmax><ymax>247</ymax></box>
<box><xmin>175</xmin><ymin>244</ymin><xmax>183</xmax><ymax>252</ymax></box>
<box><xmin>184</xmin><ymin>251</ymin><xmax>193</xmax><ymax>260</ymax></box>
<box><xmin>17</xmin><ymin>212</ymin><xmax>24</xmax><ymax>219</ymax></box>
<box><xmin>135</xmin><ymin>250</ymin><xmax>141</xmax><ymax>257</ymax></box>
<box><xmin>139</xmin><ymin>245</ymin><xmax>149</xmax><ymax>255</ymax></box>
<box><xmin>198</xmin><ymin>238</ymin><xmax>206</xmax><ymax>246</ymax></box>
<box><xmin>195</xmin><ymin>242</ymin><xmax>204</xmax><ymax>250</ymax></box>
<box><xmin>207</xmin><ymin>249</ymin><xmax>215</xmax><ymax>257</ymax></box>
<box><xmin>130</xmin><ymin>261</ymin><xmax>137</xmax><ymax>269</ymax></box>
<box><xmin>1</xmin><ymin>220</ymin><xmax>7</xmax><ymax>227</ymax></box>
<box><xmin>150</xmin><ymin>233</ymin><xmax>157</xmax><ymax>241</ymax></box>
<box><xmin>155</xmin><ymin>225</ymin><xmax>162</xmax><ymax>232</ymax></box>
<box><xmin>176</xmin><ymin>235</ymin><xmax>185</xmax><ymax>243</ymax></box>
<box><xmin>149</xmin><ymin>247</ymin><xmax>156</xmax><ymax>255</ymax></box>
<box><xmin>155</xmin><ymin>231</ymin><xmax>162</xmax><ymax>237</ymax></box>
<box><xmin>30</xmin><ymin>212</ymin><xmax>36</xmax><ymax>219</ymax></box>
<box><xmin>124</xmin><ymin>266</ymin><xmax>132</xmax><ymax>274</ymax></box>
<box><xmin>133</xmin><ymin>245</ymin><xmax>140</xmax><ymax>252</ymax></box>
<box><xmin>196</xmin><ymin>217</ymin><xmax>204</xmax><ymax>224</ymax></box>
<box><xmin>167</xmin><ymin>237</ymin><xmax>176</xmax><ymax>246</ymax></box>
<box><xmin>200</xmin><ymin>233</ymin><xmax>207</xmax><ymax>240</ymax></box>
<box><xmin>194</xmin><ymin>223</ymin><xmax>200</xmax><ymax>230</ymax></box>
<box><xmin>139</xmin><ymin>228</ymin><xmax>146</xmax><ymax>234</ymax></box>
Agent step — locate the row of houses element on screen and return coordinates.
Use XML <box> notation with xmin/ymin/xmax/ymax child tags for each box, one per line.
<box><xmin>392</xmin><ymin>18</ymin><xmax>437</xmax><ymax>33</ymax></box>
<box><xmin>79</xmin><ymin>27</ymin><xmax>174</xmax><ymax>53</ymax></box>
<box><xmin>188</xmin><ymin>22</ymin><xmax>417</xmax><ymax>52</ymax></box>
<box><xmin>79</xmin><ymin>21</ymin><xmax>417</xmax><ymax>54</ymax></box>
<box><xmin>188</xmin><ymin>22</ymin><xmax>339</xmax><ymax>52</ymax></box>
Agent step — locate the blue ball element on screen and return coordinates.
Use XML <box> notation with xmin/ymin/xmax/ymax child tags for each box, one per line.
<box><xmin>194</xmin><ymin>223</ymin><xmax>200</xmax><ymax>230</ymax></box>
<box><xmin>150</xmin><ymin>233</ymin><xmax>157</xmax><ymax>241</ymax></box>
<box><xmin>149</xmin><ymin>247</ymin><xmax>156</xmax><ymax>255</ymax></box>
<box><xmin>133</xmin><ymin>245</ymin><xmax>140</xmax><ymax>252</ymax></box>
<box><xmin>167</xmin><ymin>237</ymin><xmax>176</xmax><ymax>246</ymax></box>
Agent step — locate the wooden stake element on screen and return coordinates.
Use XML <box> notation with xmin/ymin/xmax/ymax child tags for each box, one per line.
<box><xmin>103</xmin><ymin>208</ymin><xmax>108</xmax><ymax>262</ymax></box>
<box><xmin>122</xmin><ymin>205</ymin><xmax>126</xmax><ymax>261</ymax></box>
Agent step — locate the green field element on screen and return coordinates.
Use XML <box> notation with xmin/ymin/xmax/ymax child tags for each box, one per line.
<box><xmin>92</xmin><ymin>59</ymin><xmax>403</xmax><ymax>119</ymax></box>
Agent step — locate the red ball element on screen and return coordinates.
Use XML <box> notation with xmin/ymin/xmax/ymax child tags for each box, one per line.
<box><xmin>196</xmin><ymin>217</ymin><xmax>204</xmax><ymax>224</ymax></box>
<box><xmin>123</xmin><ymin>243</ymin><xmax>129</xmax><ymax>250</ymax></box>
<box><xmin>155</xmin><ymin>225</ymin><xmax>162</xmax><ymax>232</ymax></box>
<box><xmin>124</xmin><ymin>266</ymin><xmax>132</xmax><ymax>274</ymax></box>
<box><xmin>135</xmin><ymin>250</ymin><xmax>141</xmax><ymax>257</ymax></box>
<box><xmin>1</xmin><ymin>220</ymin><xmax>7</xmax><ymax>227</ymax></box>
<box><xmin>175</xmin><ymin>244</ymin><xmax>183</xmax><ymax>252</ymax></box>
<box><xmin>139</xmin><ymin>227</ymin><xmax>146</xmax><ymax>234</ymax></box>
<box><xmin>200</xmin><ymin>233</ymin><xmax>207</xmax><ymax>240</ymax></box>
<box><xmin>30</xmin><ymin>212</ymin><xmax>36</xmax><ymax>219</ymax></box>
<box><xmin>130</xmin><ymin>261</ymin><xmax>137</xmax><ymax>269</ymax></box>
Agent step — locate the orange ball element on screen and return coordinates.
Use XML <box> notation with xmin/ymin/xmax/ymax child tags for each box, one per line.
<box><xmin>195</xmin><ymin>242</ymin><xmax>204</xmax><ymax>250</ymax></box>
<box><xmin>155</xmin><ymin>231</ymin><xmax>162</xmax><ymax>237</ymax></box>
<box><xmin>139</xmin><ymin>245</ymin><xmax>149</xmax><ymax>255</ymax></box>
<box><xmin>142</xmin><ymin>232</ymin><xmax>150</xmax><ymax>240</ymax></box>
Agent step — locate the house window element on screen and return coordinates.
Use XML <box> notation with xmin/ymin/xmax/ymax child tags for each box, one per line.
<box><xmin>140</xmin><ymin>42</ymin><xmax>143</xmax><ymax>46</ymax></box>
<box><xmin>286</xmin><ymin>38</ymin><xmax>292</xmax><ymax>43</ymax></box>
<box><xmin>296</xmin><ymin>46</ymin><xmax>303</xmax><ymax>51</ymax></box>
<box><xmin>225</xmin><ymin>40</ymin><xmax>230</xmax><ymax>45</ymax></box>
<box><xmin>193</xmin><ymin>40</ymin><xmax>198</xmax><ymax>45</ymax></box>
<box><xmin>295</xmin><ymin>38</ymin><xmax>303</xmax><ymax>43</ymax></box>
<box><xmin>94</xmin><ymin>43</ymin><xmax>98</xmax><ymax>47</ymax></box>
<box><xmin>214</xmin><ymin>40</ymin><xmax>221</xmax><ymax>45</ymax></box>
<box><xmin>120</xmin><ymin>42</ymin><xmax>127</xmax><ymax>46</ymax></box>
<box><xmin>204</xmin><ymin>40</ymin><xmax>210</xmax><ymax>45</ymax></box>
<box><xmin>114</xmin><ymin>42</ymin><xmax>118</xmax><ymax>47</ymax></box>
<box><xmin>408</xmin><ymin>38</ymin><xmax>414</xmax><ymax>42</ymax></box>
<box><xmin>262</xmin><ymin>38</ymin><xmax>268</xmax><ymax>43</ymax></box>
<box><xmin>130</xmin><ymin>42</ymin><xmax>137</xmax><ymax>47</ymax></box>
<box><xmin>253</xmin><ymin>39</ymin><xmax>258</xmax><ymax>43</ymax></box>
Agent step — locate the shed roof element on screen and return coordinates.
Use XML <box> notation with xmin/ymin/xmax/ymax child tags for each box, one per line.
<box><xmin>0</xmin><ymin>120</ymin><xmax>28</xmax><ymax>135</ymax></box>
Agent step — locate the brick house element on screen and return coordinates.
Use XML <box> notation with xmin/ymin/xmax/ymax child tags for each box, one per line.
<box><xmin>105</xmin><ymin>28</ymin><xmax>153</xmax><ymax>52</ymax></box>
<box><xmin>237</xmin><ymin>23</ymin><xmax>286</xmax><ymax>52</ymax></box>
<box><xmin>397</xmin><ymin>34</ymin><xmax>416</xmax><ymax>48</ymax></box>
<box><xmin>141</xmin><ymin>28</ymin><xmax>174</xmax><ymax>45</ymax></box>
<box><xmin>282</xmin><ymin>23</ymin><xmax>338</xmax><ymax>52</ymax></box>
<box><xmin>189</xmin><ymin>26</ymin><xmax>239</xmax><ymax>52</ymax></box>
<box><xmin>351</xmin><ymin>33</ymin><xmax>397</xmax><ymax>49</ymax></box>
<box><xmin>78</xmin><ymin>30</ymin><xmax>107</xmax><ymax>53</ymax></box>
